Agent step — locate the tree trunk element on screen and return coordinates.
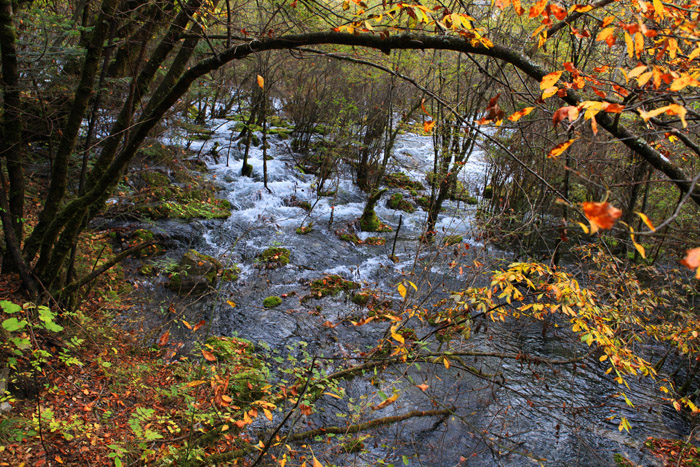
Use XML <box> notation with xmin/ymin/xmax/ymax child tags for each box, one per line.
<box><xmin>0</xmin><ymin>0</ymin><xmax>25</xmax><ymax>273</ymax></box>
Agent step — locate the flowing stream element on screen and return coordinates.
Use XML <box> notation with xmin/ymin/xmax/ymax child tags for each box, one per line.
<box><xmin>142</xmin><ymin>119</ymin><xmax>691</xmax><ymax>466</ymax></box>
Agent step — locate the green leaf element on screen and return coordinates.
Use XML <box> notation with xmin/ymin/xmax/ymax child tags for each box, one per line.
<box><xmin>10</xmin><ymin>336</ymin><xmax>31</xmax><ymax>350</ymax></box>
<box><xmin>2</xmin><ymin>317</ymin><xmax>27</xmax><ymax>332</ymax></box>
<box><xmin>0</xmin><ymin>300</ymin><xmax>22</xmax><ymax>314</ymax></box>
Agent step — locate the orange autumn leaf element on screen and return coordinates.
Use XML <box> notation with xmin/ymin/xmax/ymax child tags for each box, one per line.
<box><xmin>372</xmin><ymin>393</ymin><xmax>398</xmax><ymax>410</ymax></box>
<box><xmin>512</xmin><ymin>0</ymin><xmax>524</xmax><ymax>15</ymax></box>
<box><xmin>582</xmin><ymin>201</ymin><xmax>622</xmax><ymax>233</ymax></box>
<box><xmin>508</xmin><ymin>106</ymin><xmax>535</xmax><ymax>122</ymax></box>
<box><xmin>423</xmin><ymin>120</ymin><xmax>436</xmax><ymax>133</ymax></box>
<box><xmin>547</xmin><ymin>139</ymin><xmax>576</xmax><ymax>158</ymax></box>
<box><xmin>202</xmin><ymin>349</ymin><xmax>217</xmax><ymax>361</ymax></box>
<box><xmin>548</xmin><ymin>3</ymin><xmax>567</xmax><ymax>20</ymax></box>
<box><xmin>193</xmin><ymin>320</ymin><xmax>206</xmax><ymax>331</ymax></box>
<box><xmin>680</xmin><ymin>248</ymin><xmax>700</xmax><ymax>279</ymax></box>
<box><xmin>157</xmin><ymin>330</ymin><xmax>170</xmax><ymax>347</ymax></box>
<box><xmin>256</xmin><ymin>75</ymin><xmax>265</xmax><ymax>89</ymax></box>
<box><xmin>529</xmin><ymin>0</ymin><xmax>547</xmax><ymax>18</ymax></box>
<box><xmin>416</xmin><ymin>383</ymin><xmax>429</xmax><ymax>392</ymax></box>
<box><xmin>552</xmin><ymin>106</ymin><xmax>579</xmax><ymax>126</ymax></box>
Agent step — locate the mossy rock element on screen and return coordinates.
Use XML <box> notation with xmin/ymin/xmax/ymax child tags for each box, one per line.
<box><xmin>414</xmin><ymin>196</ymin><xmax>430</xmax><ymax>209</ymax></box>
<box><xmin>204</xmin><ymin>336</ymin><xmax>268</xmax><ymax>402</ymax></box>
<box><xmin>483</xmin><ymin>185</ymin><xmax>493</xmax><ymax>199</ymax></box>
<box><xmin>129</xmin><ymin>229</ymin><xmax>165</xmax><ymax>257</ymax></box>
<box><xmin>141</xmin><ymin>171</ymin><xmax>171</xmax><ymax>187</ymax></box>
<box><xmin>364</xmin><ymin>236</ymin><xmax>386</xmax><ymax>246</ymax></box>
<box><xmin>250</xmin><ymin>134</ymin><xmax>261</xmax><ymax>147</ymax></box>
<box><xmin>387</xmin><ymin>193</ymin><xmax>415</xmax><ymax>213</ymax></box>
<box><xmin>263</xmin><ymin>296</ymin><xmax>283</xmax><ymax>308</ymax></box>
<box><xmin>221</xmin><ymin>265</ymin><xmax>240</xmax><ymax>282</ymax></box>
<box><xmin>257</xmin><ymin>247</ymin><xmax>290</xmax><ymax>269</ymax></box>
<box><xmin>307</xmin><ymin>275</ymin><xmax>360</xmax><ymax>300</ymax></box>
<box><xmin>351</xmin><ymin>292</ymin><xmax>371</xmax><ymax>306</ymax></box>
<box><xmin>167</xmin><ymin>249</ymin><xmax>223</xmax><ymax>295</ymax></box>
<box><xmin>298</xmin><ymin>201</ymin><xmax>312</xmax><ymax>211</ymax></box>
<box><xmin>444</xmin><ymin>235</ymin><xmax>463</xmax><ymax>246</ymax></box>
<box><xmin>338</xmin><ymin>231</ymin><xmax>362</xmax><ymax>245</ymax></box>
<box><xmin>296</xmin><ymin>225</ymin><xmax>313</xmax><ymax>235</ymax></box>
<box><xmin>383</xmin><ymin>172</ymin><xmax>424</xmax><ymax>191</ymax></box>
<box><xmin>242</xmin><ymin>163</ymin><xmax>254</xmax><ymax>177</ymax></box>
<box><xmin>143</xmin><ymin>200</ymin><xmax>231</xmax><ymax>220</ymax></box>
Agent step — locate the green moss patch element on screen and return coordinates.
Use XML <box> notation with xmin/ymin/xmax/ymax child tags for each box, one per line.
<box><xmin>383</xmin><ymin>172</ymin><xmax>424</xmax><ymax>191</ymax></box>
<box><xmin>257</xmin><ymin>247</ymin><xmax>290</xmax><ymax>269</ymax></box>
<box><xmin>263</xmin><ymin>296</ymin><xmax>283</xmax><ymax>308</ymax></box>
<box><xmin>129</xmin><ymin>229</ymin><xmax>165</xmax><ymax>257</ymax></box>
<box><xmin>306</xmin><ymin>275</ymin><xmax>360</xmax><ymax>301</ymax></box>
<box><xmin>295</xmin><ymin>225</ymin><xmax>313</xmax><ymax>235</ymax></box>
<box><xmin>444</xmin><ymin>235</ymin><xmax>463</xmax><ymax>246</ymax></box>
<box><xmin>387</xmin><ymin>193</ymin><xmax>415</xmax><ymax>213</ymax></box>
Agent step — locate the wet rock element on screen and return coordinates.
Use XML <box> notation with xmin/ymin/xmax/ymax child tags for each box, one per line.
<box><xmin>167</xmin><ymin>249</ymin><xmax>223</xmax><ymax>295</ymax></box>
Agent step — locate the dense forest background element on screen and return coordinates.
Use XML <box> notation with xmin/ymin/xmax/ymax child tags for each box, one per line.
<box><xmin>1</xmin><ymin>0</ymin><xmax>700</xmax><ymax>465</ymax></box>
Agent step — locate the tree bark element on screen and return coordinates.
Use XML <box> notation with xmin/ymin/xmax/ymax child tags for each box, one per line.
<box><xmin>0</xmin><ymin>0</ymin><xmax>24</xmax><ymax>273</ymax></box>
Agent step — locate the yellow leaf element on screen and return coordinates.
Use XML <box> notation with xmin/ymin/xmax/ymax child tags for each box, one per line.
<box><xmin>673</xmin><ymin>400</ymin><xmax>681</xmax><ymax>411</ymax></box>
<box><xmin>599</xmin><ymin>354</ymin><xmax>608</xmax><ymax>362</ymax></box>
<box><xmin>670</xmin><ymin>74</ymin><xmax>697</xmax><ymax>92</ymax></box>
<box><xmin>323</xmin><ymin>391</ymin><xmax>342</xmax><ymax>399</ymax></box>
<box><xmin>653</xmin><ymin>0</ymin><xmax>664</xmax><ymax>16</ymax></box>
<box><xmin>689</xmin><ymin>46</ymin><xmax>700</xmax><ymax>62</ymax></box>
<box><xmin>313</xmin><ymin>457</ymin><xmax>323</xmax><ymax>467</ymax></box>
<box><xmin>547</xmin><ymin>139</ymin><xmax>576</xmax><ymax>159</ymax></box>
<box><xmin>541</xmin><ymin>86</ymin><xmax>558</xmax><ymax>99</ymax></box>
<box><xmin>635</xmin><ymin>212</ymin><xmax>655</xmax><ymax>231</ymax></box>
<box><xmin>407</xmin><ymin>280</ymin><xmax>418</xmax><ymax>291</ymax></box>
<box><xmin>443</xmin><ymin>357</ymin><xmax>450</xmax><ymax>369</ymax></box>
<box><xmin>595</xmin><ymin>27</ymin><xmax>614</xmax><ymax>43</ymax></box>
<box><xmin>637</xmin><ymin>71</ymin><xmax>653</xmax><ymax>87</ymax></box>
<box><xmin>227</xmin><ymin>300</ymin><xmax>236</xmax><ymax>308</ymax></box>
<box><xmin>627</xmin><ymin>65</ymin><xmax>647</xmax><ymax>80</ymax></box>
<box><xmin>263</xmin><ymin>408</ymin><xmax>273</xmax><ymax>421</ymax></box>
<box><xmin>397</xmin><ymin>283</ymin><xmax>407</xmax><ymax>298</ymax></box>
<box><xmin>624</xmin><ymin>33</ymin><xmax>634</xmax><ymax>59</ymax></box>
<box><xmin>507</xmin><ymin>106</ymin><xmax>535</xmax><ymax>122</ymax></box>
<box><xmin>185</xmin><ymin>380</ymin><xmax>206</xmax><ymax>387</ymax></box>
<box><xmin>256</xmin><ymin>75</ymin><xmax>264</xmax><ymax>89</ymax></box>
<box><xmin>392</xmin><ymin>331</ymin><xmax>405</xmax><ymax>344</ymax></box>
<box><xmin>577</xmin><ymin>222</ymin><xmax>589</xmax><ymax>234</ymax></box>
<box><xmin>423</xmin><ymin>120</ymin><xmax>435</xmax><ymax>133</ymax></box>
<box><xmin>633</xmin><ymin>241</ymin><xmax>646</xmax><ymax>259</ymax></box>
<box><xmin>540</xmin><ymin>71</ymin><xmax>563</xmax><ymax>90</ymax></box>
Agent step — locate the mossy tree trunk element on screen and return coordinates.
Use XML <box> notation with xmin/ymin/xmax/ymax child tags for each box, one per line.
<box><xmin>359</xmin><ymin>188</ymin><xmax>387</xmax><ymax>231</ymax></box>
